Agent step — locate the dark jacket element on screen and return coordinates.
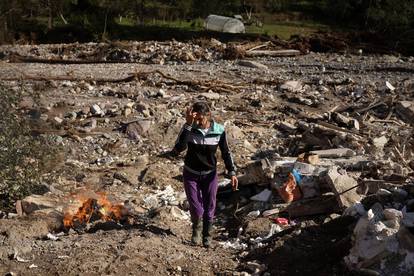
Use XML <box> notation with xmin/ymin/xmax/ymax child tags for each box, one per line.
<box><xmin>173</xmin><ymin>121</ymin><xmax>236</xmax><ymax>176</ymax></box>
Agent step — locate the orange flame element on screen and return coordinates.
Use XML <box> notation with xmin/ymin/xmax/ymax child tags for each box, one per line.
<box><xmin>63</xmin><ymin>191</ymin><xmax>128</xmax><ymax>228</ymax></box>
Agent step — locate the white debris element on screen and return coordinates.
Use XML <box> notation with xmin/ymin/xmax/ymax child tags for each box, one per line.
<box><xmin>29</xmin><ymin>264</ymin><xmax>38</xmax><ymax>269</ymax></box>
<box><xmin>345</xmin><ymin>206</ymin><xmax>403</xmax><ymax>270</ymax></box>
<box><xmin>170</xmin><ymin>206</ymin><xmax>190</xmax><ymax>221</ymax></box>
<box><xmin>219</xmin><ymin>238</ymin><xmax>248</xmax><ymax>250</ymax></box>
<box><xmin>46</xmin><ymin>232</ymin><xmax>59</xmax><ymax>241</ymax></box>
<box><xmin>90</xmin><ymin>104</ymin><xmax>103</xmax><ymax>115</ymax></box>
<box><xmin>385</xmin><ymin>81</ymin><xmax>395</xmax><ymax>91</ymax></box>
<box><xmin>280</xmin><ymin>80</ymin><xmax>303</xmax><ymax>92</ymax></box>
<box><xmin>246</xmin><ymin>210</ymin><xmax>261</xmax><ymax>219</ymax></box>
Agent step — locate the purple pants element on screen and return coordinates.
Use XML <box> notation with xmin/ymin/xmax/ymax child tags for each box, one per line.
<box><xmin>183</xmin><ymin>169</ymin><xmax>218</xmax><ymax>222</ymax></box>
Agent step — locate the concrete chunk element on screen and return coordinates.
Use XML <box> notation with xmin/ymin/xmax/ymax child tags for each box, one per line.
<box><xmin>310</xmin><ymin>148</ymin><xmax>356</xmax><ymax>158</ymax></box>
<box><xmin>18</xmin><ymin>194</ymin><xmax>63</xmax><ymax>215</ymax></box>
<box><xmin>280</xmin><ymin>80</ymin><xmax>303</xmax><ymax>92</ymax></box>
<box><xmin>325</xmin><ymin>166</ymin><xmax>361</xmax><ymax>208</ymax></box>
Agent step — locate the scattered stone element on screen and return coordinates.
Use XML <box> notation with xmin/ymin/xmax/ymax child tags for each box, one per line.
<box><xmin>278</xmin><ymin>121</ymin><xmax>297</xmax><ymax>133</ymax></box>
<box><xmin>372</xmin><ymin>136</ymin><xmax>388</xmax><ymax>150</ymax></box>
<box><xmin>280</xmin><ymin>80</ymin><xmax>303</xmax><ymax>92</ymax></box>
<box><xmin>53</xmin><ymin>117</ymin><xmax>63</xmax><ymax>124</ymax></box>
<box><xmin>200</xmin><ymin>91</ymin><xmax>220</xmax><ymax>100</ymax></box>
<box><xmin>385</xmin><ymin>81</ymin><xmax>395</xmax><ymax>91</ymax></box>
<box><xmin>90</xmin><ymin>104</ymin><xmax>103</xmax><ymax>115</ymax></box>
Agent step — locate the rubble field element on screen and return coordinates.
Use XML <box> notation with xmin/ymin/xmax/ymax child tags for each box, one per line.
<box><xmin>0</xmin><ymin>41</ymin><xmax>413</xmax><ymax>276</ymax></box>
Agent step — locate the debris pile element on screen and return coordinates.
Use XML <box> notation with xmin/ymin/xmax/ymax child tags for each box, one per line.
<box><xmin>0</xmin><ymin>41</ymin><xmax>413</xmax><ymax>275</ymax></box>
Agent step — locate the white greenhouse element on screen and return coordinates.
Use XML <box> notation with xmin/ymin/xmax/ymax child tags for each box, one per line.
<box><xmin>204</xmin><ymin>15</ymin><xmax>245</xmax><ymax>34</ymax></box>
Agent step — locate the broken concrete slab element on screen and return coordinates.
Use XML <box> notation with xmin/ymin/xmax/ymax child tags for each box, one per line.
<box><xmin>250</xmin><ymin>189</ymin><xmax>272</xmax><ymax>202</ymax></box>
<box><xmin>17</xmin><ymin>195</ymin><xmax>64</xmax><ymax>215</ymax></box>
<box><xmin>324</xmin><ymin>166</ymin><xmax>361</xmax><ymax>208</ymax></box>
<box><xmin>396</xmin><ymin>101</ymin><xmax>414</xmax><ymax>125</ymax></box>
<box><xmin>310</xmin><ymin>148</ymin><xmax>356</xmax><ymax>158</ymax></box>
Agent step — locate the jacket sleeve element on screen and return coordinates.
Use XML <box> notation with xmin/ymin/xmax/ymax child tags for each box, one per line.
<box><xmin>219</xmin><ymin>131</ymin><xmax>236</xmax><ymax>176</ymax></box>
<box><xmin>172</xmin><ymin>123</ymin><xmax>192</xmax><ymax>153</ymax></box>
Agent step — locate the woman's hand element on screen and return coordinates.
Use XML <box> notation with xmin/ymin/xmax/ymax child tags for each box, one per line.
<box><xmin>186</xmin><ymin>107</ymin><xmax>196</xmax><ymax>125</ymax></box>
<box><xmin>231</xmin><ymin>175</ymin><xmax>239</xmax><ymax>191</ymax></box>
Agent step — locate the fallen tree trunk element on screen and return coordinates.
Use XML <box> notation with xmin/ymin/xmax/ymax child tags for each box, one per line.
<box><xmin>245</xmin><ymin>49</ymin><xmax>301</xmax><ymax>57</ymax></box>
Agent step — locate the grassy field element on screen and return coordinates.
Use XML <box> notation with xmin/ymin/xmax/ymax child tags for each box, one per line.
<box><xmin>117</xmin><ymin>17</ymin><xmax>328</xmax><ymax>40</ymax></box>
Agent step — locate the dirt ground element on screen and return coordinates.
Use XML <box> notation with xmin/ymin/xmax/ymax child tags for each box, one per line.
<box><xmin>0</xmin><ymin>42</ymin><xmax>413</xmax><ymax>275</ymax></box>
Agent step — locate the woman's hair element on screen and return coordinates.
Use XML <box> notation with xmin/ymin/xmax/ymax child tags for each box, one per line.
<box><xmin>192</xmin><ymin>101</ymin><xmax>210</xmax><ymax>115</ymax></box>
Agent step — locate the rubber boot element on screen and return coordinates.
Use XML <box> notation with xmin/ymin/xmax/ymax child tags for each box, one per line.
<box><xmin>191</xmin><ymin>218</ymin><xmax>202</xmax><ymax>245</ymax></box>
<box><xmin>202</xmin><ymin>220</ymin><xmax>213</xmax><ymax>248</ymax></box>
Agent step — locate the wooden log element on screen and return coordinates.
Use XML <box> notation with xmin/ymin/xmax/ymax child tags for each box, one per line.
<box><xmin>245</xmin><ymin>49</ymin><xmax>301</xmax><ymax>57</ymax></box>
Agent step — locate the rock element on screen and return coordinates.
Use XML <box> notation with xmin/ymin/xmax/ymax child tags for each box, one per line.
<box><xmin>157</xmin><ymin>89</ymin><xmax>166</xmax><ymax>98</ymax></box>
<box><xmin>53</xmin><ymin>117</ymin><xmax>63</xmax><ymax>124</ymax></box>
<box><xmin>113</xmin><ymin>172</ymin><xmax>133</xmax><ymax>184</ymax></box>
<box><xmin>332</xmin><ymin>112</ymin><xmax>360</xmax><ymax>130</ymax></box>
<box><xmin>126</xmin><ymin>120</ymin><xmax>152</xmax><ymax>140</ymax></box>
<box><xmin>396</xmin><ymin>101</ymin><xmax>414</xmax><ymax>125</ymax></box>
<box><xmin>225</xmin><ymin>125</ymin><xmax>244</xmax><ymax>144</ymax></box>
<box><xmin>325</xmin><ymin>166</ymin><xmax>361</xmax><ymax>208</ymax></box>
<box><xmin>244</xmin><ymin>217</ymin><xmax>273</xmax><ymax>237</ymax></box>
<box><xmin>124</xmin><ymin>107</ymin><xmax>132</xmax><ymax>117</ymax></box>
<box><xmin>90</xmin><ymin>104</ymin><xmax>103</xmax><ymax>115</ymax></box>
<box><xmin>209</xmin><ymin>38</ymin><xmax>222</xmax><ymax>47</ymax></box>
<box><xmin>280</xmin><ymin>80</ymin><xmax>303</xmax><ymax>92</ymax></box>
<box><xmin>278</xmin><ymin>121</ymin><xmax>297</xmax><ymax>133</ymax></box>
<box><xmin>398</xmin><ymin>226</ymin><xmax>414</xmax><ymax>251</ymax></box>
<box><xmin>18</xmin><ymin>195</ymin><xmax>63</xmax><ymax>215</ymax></box>
<box><xmin>243</xmin><ymin>140</ymin><xmax>256</xmax><ymax>152</ymax></box>
<box><xmin>84</xmin><ymin>118</ymin><xmax>97</xmax><ymax>130</ymax></box>
<box><xmin>238</xmin><ymin>60</ymin><xmax>268</xmax><ymax>70</ymax></box>
<box><xmin>385</xmin><ymin>81</ymin><xmax>395</xmax><ymax>91</ymax></box>
<box><xmin>250</xmin><ymin>189</ymin><xmax>272</xmax><ymax>202</ymax></box>
<box><xmin>200</xmin><ymin>91</ymin><xmax>220</xmax><ymax>100</ymax></box>
<box><xmin>310</xmin><ymin>148</ymin><xmax>356</xmax><ymax>158</ymax></box>
<box><xmin>65</xmin><ymin>111</ymin><xmax>77</xmax><ymax>120</ymax></box>
<box><xmin>372</xmin><ymin>136</ymin><xmax>388</xmax><ymax>150</ymax></box>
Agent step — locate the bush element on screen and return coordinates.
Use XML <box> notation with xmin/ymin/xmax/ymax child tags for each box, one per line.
<box><xmin>0</xmin><ymin>84</ymin><xmax>60</xmax><ymax>210</ymax></box>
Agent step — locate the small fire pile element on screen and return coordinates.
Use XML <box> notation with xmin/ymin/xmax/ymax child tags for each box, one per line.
<box><xmin>63</xmin><ymin>190</ymin><xmax>129</xmax><ymax>229</ymax></box>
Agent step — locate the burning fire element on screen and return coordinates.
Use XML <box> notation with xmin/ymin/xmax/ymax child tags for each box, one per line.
<box><xmin>63</xmin><ymin>191</ymin><xmax>128</xmax><ymax>228</ymax></box>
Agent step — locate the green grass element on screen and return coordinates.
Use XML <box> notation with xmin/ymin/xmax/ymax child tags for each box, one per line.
<box><xmin>246</xmin><ymin>21</ymin><xmax>330</xmax><ymax>40</ymax></box>
<box><xmin>119</xmin><ymin>18</ymin><xmax>329</xmax><ymax>40</ymax></box>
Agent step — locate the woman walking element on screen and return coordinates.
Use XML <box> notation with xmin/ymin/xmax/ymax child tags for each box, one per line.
<box><xmin>172</xmin><ymin>101</ymin><xmax>238</xmax><ymax>247</ymax></box>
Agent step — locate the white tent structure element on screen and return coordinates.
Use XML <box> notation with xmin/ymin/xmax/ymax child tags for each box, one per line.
<box><xmin>204</xmin><ymin>15</ymin><xmax>245</xmax><ymax>33</ymax></box>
